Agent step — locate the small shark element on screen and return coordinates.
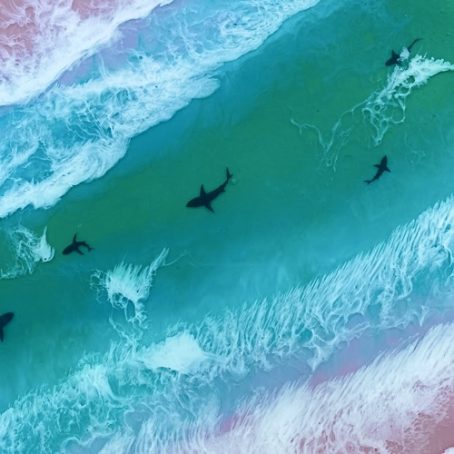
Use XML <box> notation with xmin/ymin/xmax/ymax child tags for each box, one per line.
<box><xmin>365</xmin><ymin>155</ymin><xmax>391</xmax><ymax>184</ymax></box>
<box><xmin>63</xmin><ymin>234</ymin><xmax>94</xmax><ymax>255</ymax></box>
<box><xmin>385</xmin><ymin>38</ymin><xmax>421</xmax><ymax>66</ymax></box>
<box><xmin>0</xmin><ymin>312</ymin><xmax>14</xmax><ymax>342</ymax></box>
<box><xmin>186</xmin><ymin>168</ymin><xmax>233</xmax><ymax>213</ymax></box>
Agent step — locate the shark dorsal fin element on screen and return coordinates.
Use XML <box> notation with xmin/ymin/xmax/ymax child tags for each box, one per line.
<box><xmin>73</xmin><ymin>233</ymin><xmax>77</xmax><ymax>243</ymax></box>
<box><xmin>200</xmin><ymin>185</ymin><xmax>207</xmax><ymax>197</ymax></box>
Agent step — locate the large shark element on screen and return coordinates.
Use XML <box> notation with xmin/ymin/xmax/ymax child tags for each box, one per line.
<box><xmin>385</xmin><ymin>38</ymin><xmax>421</xmax><ymax>66</ymax></box>
<box><xmin>186</xmin><ymin>168</ymin><xmax>233</xmax><ymax>213</ymax></box>
<box><xmin>365</xmin><ymin>155</ymin><xmax>391</xmax><ymax>184</ymax></box>
<box><xmin>63</xmin><ymin>234</ymin><xmax>94</xmax><ymax>255</ymax></box>
<box><xmin>0</xmin><ymin>312</ymin><xmax>14</xmax><ymax>342</ymax></box>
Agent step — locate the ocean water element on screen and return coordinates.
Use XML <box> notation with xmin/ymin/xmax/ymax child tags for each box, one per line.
<box><xmin>1</xmin><ymin>0</ymin><xmax>454</xmax><ymax>452</ymax></box>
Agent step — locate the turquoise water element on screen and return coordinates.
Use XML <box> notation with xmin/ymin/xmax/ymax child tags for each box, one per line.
<box><xmin>1</xmin><ymin>0</ymin><xmax>454</xmax><ymax>452</ymax></box>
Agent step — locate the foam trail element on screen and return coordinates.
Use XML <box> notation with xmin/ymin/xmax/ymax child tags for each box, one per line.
<box><xmin>166</xmin><ymin>322</ymin><xmax>454</xmax><ymax>454</ymax></box>
<box><xmin>92</xmin><ymin>249</ymin><xmax>169</xmax><ymax>326</ymax></box>
<box><xmin>0</xmin><ymin>0</ymin><xmax>174</xmax><ymax>106</ymax></box>
<box><xmin>363</xmin><ymin>55</ymin><xmax>454</xmax><ymax>145</ymax></box>
<box><xmin>0</xmin><ymin>0</ymin><xmax>320</xmax><ymax>219</ymax></box>
<box><xmin>0</xmin><ymin>225</ymin><xmax>54</xmax><ymax>279</ymax></box>
<box><xmin>291</xmin><ymin>54</ymin><xmax>454</xmax><ymax>163</ymax></box>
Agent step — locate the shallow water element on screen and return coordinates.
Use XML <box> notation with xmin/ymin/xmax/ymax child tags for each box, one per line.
<box><xmin>1</xmin><ymin>0</ymin><xmax>454</xmax><ymax>452</ymax></box>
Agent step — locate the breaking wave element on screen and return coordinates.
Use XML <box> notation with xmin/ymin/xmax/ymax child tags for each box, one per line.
<box><xmin>2</xmin><ymin>195</ymin><xmax>454</xmax><ymax>451</ymax></box>
<box><xmin>163</xmin><ymin>322</ymin><xmax>454</xmax><ymax>453</ymax></box>
<box><xmin>0</xmin><ymin>0</ymin><xmax>319</xmax><ymax>219</ymax></box>
<box><xmin>0</xmin><ymin>0</ymin><xmax>174</xmax><ymax>106</ymax></box>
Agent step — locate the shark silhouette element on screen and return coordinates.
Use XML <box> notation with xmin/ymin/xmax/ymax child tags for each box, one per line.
<box><xmin>365</xmin><ymin>155</ymin><xmax>391</xmax><ymax>184</ymax></box>
<box><xmin>186</xmin><ymin>168</ymin><xmax>233</xmax><ymax>213</ymax></box>
<box><xmin>386</xmin><ymin>38</ymin><xmax>421</xmax><ymax>66</ymax></box>
<box><xmin>0</xmin><ymin>312</ymin><xmax>14</xmax><ymax>342</ymax></box>
<box><xmin>63</xmin><ymin>234</ymin><xmax>94</xmax><ymax>255</ymax></box>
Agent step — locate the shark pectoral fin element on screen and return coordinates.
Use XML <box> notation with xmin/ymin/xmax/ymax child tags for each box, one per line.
<box><xmin>385</xmin><ymin>166</ymin><xmax>391</xmax><ymax>172</ymax></box>
<box><xmin>0</xmin><ymin>327</ymin><xmax>4</xmax><ymax>342</ymax></box>
<box><xmin>205</xmin><ymin>202</ymin><xmax>214</xmax><ymax>213</ymax></box>
<box><xmin>374</xmin><ymin>164</ymin><xmax>380</xmax><ymax>168</ymax></box>
<box><xmin>76</xmin><ymin>248</ymin><xmax>84</xmax><ymax>256</ymax></box>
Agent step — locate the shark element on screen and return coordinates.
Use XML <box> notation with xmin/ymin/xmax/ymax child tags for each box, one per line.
<box><xmin>186</xmin><ymin>168</ymin><xmax>233</xmax><ymax>213</ymax></box>
<box><xmin>63</xmin><ymin>234</ymin><xmax>94</xmax><ymax>255</ymax></box>
<box><xmin>385</xmin><ymin>38</ymin><xmax>421</xmax><ymax>66</ymax></box>
<box><xmin>0</xmin><ymin>312</ymin><xmax>14</xmax><ymax>342</ymax></box>
<box><xmin>365</xmin><ymin>155</ymin><xmax>391</xmax><ymax>184</ymax></box>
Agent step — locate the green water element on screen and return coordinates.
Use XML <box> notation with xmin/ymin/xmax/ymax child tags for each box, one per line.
<box><xmin>1</xmin><ymin>0</ymin><xmax>454</xmax><ymax>413</ymax></box>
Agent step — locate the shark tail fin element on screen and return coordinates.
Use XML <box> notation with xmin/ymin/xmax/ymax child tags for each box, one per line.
<box><xmin>226</xmin><ymin>167</ymin><xmax>233</xmax><ymax>181</ymax></box>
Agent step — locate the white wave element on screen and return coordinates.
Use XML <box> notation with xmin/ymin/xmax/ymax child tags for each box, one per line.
<box><xmin>184</xmin><ymin>194</ymin><xmax>454</xmax><ymax>373</ymax></box>
<box><xmin>0</xmin><ymin>0</ymin><xmax>320</xmax><ymax>219</ymax></box>
<box><xmin>0</xmin><ymin>0</ymin><xmax>174</xmax><ymax>107</ymax></box>
<box><xmin>164</xmin><ymin>322</ymin><xmax>454</xmax><ymax>454</ymax></box>
<box><xmin>2</xmin><ymin>195</ymin><xmax>454</xmax><ymax>452</ymax></box>
<box><xmin>92</xmin><ymin>249</ymin><xmax>168</xmax><ymax>326</ymax></box>
<box><xmin>0</xmin><ymin>226</ymin><xmax>54</xmax><ymax>279</ymax></box>
<box><xmin>292</xmin><ymin>54</ymin><xmax>454</xmax><ymax>163</ymax></box>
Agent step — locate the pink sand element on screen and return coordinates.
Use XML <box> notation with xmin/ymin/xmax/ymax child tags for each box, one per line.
<box><xmin>0</xmin><ymin>0</ymin><xmax>119</xmax><ymax>63</ymax></box>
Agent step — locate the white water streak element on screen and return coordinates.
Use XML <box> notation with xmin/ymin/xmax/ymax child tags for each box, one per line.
<box><xmin>0</xmin><ymin>226</ymin><xmax>54</xmax><ymax>279</ymax></box>
<box><xmin>93</xmin><ymin>249</ymin><xmax>169</xmax><ymax>326</ymax></box>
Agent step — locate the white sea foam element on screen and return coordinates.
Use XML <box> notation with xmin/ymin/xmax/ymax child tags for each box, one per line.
<box><xmin>0</xmin><ymin>225</ymin><xmax>54</xmax><ymax>279</ymax></box>
<box><xmin>92</xmin><ymin>249</ymin><xmax>168</xmax><ymax>326</ymax></box>
<box><xmin>2</xmin><ymin>195</ymin><xmax>454</xmax><ymax>452</ymax></box>
<box><xmin>140</xmin><ymin>332</ymin><xmax>209</xmax><ymax>374</ymax></box>
<box><xmin>0</xmin><ymin>0</ymin><xmax>320</xmax><ymax>219</ymax></box>
<box><xmin>164</xmin><ymin>322</ymin><xmax>454</xmax><ymax>454</ymax></box>
<box><xmin>291</xmin><ymin>54</ymin><xmax>454</xmax><ymax>163</ymax></box>
<box><xmin>0</xmin><ymin>0</ymin><xmax>174</xmax><ymax>107</ymax></box>
<box><xmin>363</xmin><ymin>55</ymin><xmax>454</xmax><ymax>145</ymax></box>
